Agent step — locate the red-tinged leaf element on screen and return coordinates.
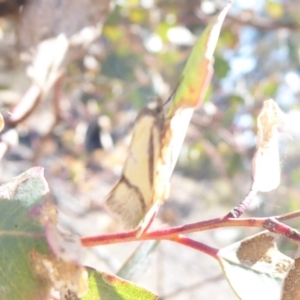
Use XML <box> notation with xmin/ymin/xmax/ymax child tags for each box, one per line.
<box><xmin>169</xmin><ymin>0</ymin><xmax>233</xmax><ymax>115</ymax></box>
<box><xmin>82</xmin><ymin>269</ymin><xmax>158</xmax><ymax>300</ymax></box>
<box><xmin>163</xmin><ymin>1</ymin><xmax>233</xmax><ymax>177</ymax></box>
<box><xmin>0</xmin><ymin>168</ymin><xmax>88</xmax><ymax>299</ymax></box>
<box><xmin>218</xmin><ymin>231</ymin><xmax>292</xmax><ymax>300</ymax></box>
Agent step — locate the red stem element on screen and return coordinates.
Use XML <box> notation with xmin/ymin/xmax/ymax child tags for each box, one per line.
<box><xmin>224</xmin><ymin>187</ymin><xmax>257</xmax><ymax>218</ymax></box>
<box><xmin>169</xmin><ymin>235</ymin><xmax>218</xmax><ymax>258</ymax></box>
<box><xmin>81</xmin><ymin>210</ymin><xmax>300</xmax><ymax>247</ymax></box>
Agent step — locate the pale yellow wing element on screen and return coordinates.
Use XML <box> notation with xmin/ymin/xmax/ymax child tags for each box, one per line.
<box><xmin>105</xmin><ymin>104</ymin><xmax>163</xmax><ymax>229</ymax></box>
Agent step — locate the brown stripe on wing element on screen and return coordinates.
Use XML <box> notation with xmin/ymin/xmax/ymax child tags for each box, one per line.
<box><xmin>105</xmin><ymin>175</ymin><xmax>148</xmax><ymax>228</ymax></box>
<box><xmin>121</xmin><ymin>175</ymin><xmax>147</xmax><ymax>213</ymax></box>
<box><xmin>148</xmin><ymin>126</ymin><xmax>155</xmax><ymax>188</ymax></box>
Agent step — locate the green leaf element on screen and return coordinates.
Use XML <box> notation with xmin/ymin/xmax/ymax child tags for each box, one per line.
<box><xmin>214</xmin><ymin>54</ymin><xmax>230</xmax><ymax>79</ymax></box>
<box><xmin>0</xmin><ymin>167</ymin><xmax>50</xmax><ymax>300</ymax></box>
<box><xmin>169</xmin><ymin>1</ymin><xmax>233</xmax><ymax>114</ymax></box>
<box><xmin>117</xmin><ymin>241</ymin><xmax>159</xmax><ymax>280</ymax></box>
<box><xmin>218</xmin><ymin>231</ymin><xmax>292</xmax><ymax>300</ymax></box>
<box><xmin>164</xmin><ymin>1</ymin><xmax>232</xmax><ymax>176</ymax></box>
<box><xmin>83</xmin><ymin>269</ymin><xmax>158</xmax><ymax>300</ymax></box>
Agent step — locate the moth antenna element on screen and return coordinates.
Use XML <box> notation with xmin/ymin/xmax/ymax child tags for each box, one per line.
<box><xmin>163</xmin><ymin>76</ymin><xmax>183</xmax><ymax>106</ymax></box>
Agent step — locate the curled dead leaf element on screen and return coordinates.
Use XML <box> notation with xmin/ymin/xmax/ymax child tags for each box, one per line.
<box><xmin>252</xmin><ymin>99</ymin><xmax>286</xmax><ymax>192</ymax></box>
<box><xmin>281</xmin><ymin>247</ymin><xmax>300</xmax><ymax>300</ymax></box>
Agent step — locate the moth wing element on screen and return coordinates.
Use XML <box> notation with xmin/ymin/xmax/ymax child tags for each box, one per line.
<box><xmin>105</xmin><ymin>108</ymin><xmax>162</xmax><ymax>229</ymax></box>
<box><xmin>122</xmin><ymin>112</ymin><xmax>160</xmax><ymax>206</ymax></box>
<box><xmin>105</xmin><ymin>179</ymin><xmax>146</xmax><ymax>229</ymax></box>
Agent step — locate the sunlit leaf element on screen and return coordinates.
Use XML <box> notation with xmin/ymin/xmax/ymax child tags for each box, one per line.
<box><xmin>218</xmin><ymin>231</ymin><xmax>292</xmax><ymax>300</ymax></box>
<box><xmin>165</xmin><ymin>0</ymin><xmax>233</xmax><ymax>178</ymax></box>
<box><xmin>83</xmin><ymin>269</ymin><xmax>158</xmax><ymax>300</ymax></box>
<box><xmin>154</xmin><ymin>2</ymin><xmax>233</xmax><ymax>228</ymax></box>
<box><xmin>170</xmin><ymin>0</ymin><xmax>232</xmax><ymax>113</ymax></box>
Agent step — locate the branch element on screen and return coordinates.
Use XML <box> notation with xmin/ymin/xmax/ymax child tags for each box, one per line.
<box><xmin>224</xmin><ymin>187</ymin><xmax>257</xmax><ymax>218</ymax></box>
<box><xmin>169</xmin><ymin>234</ymin><xmax>218</xmax><ymax>258</ymax></box>
<box><xmin>81</xmin><ymin>209</ymin><xmax>300</xmax><ymax>247</ymax></box>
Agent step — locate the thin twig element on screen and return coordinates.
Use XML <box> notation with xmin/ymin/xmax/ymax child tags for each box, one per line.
<box><xmin>224</xmin><ymin>187</ymin><xmax>258</xmax><ymax>218</ymax></box>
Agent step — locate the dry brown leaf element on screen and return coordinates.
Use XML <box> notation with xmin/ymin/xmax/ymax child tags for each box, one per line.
<box><xmin>281</xmin><ymin>247</ymin><xmax>300</xmax><ymax>300</ymax></box>
<box><xmin>235</xmin><ymin>232</ymin><xmax>292</xmax><ymax>275</ymax></box>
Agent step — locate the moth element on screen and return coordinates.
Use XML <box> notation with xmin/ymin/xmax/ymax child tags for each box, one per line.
<box><xmin>104</xmin><ymin>94</ymin><xmax>177</xmax><ymax>231</ymax></box>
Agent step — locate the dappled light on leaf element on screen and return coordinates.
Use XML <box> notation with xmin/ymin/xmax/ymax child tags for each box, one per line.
<box><xmin>218</xmin><ymin>231</ymin><xmax>292</xmax><ymax>300</ymax></box>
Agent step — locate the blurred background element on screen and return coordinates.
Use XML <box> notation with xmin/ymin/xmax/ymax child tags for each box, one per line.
<box><xmin>0</xmin><ymin>0</ymin><xmax>300</xmax><ymax>299</ymax></box>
